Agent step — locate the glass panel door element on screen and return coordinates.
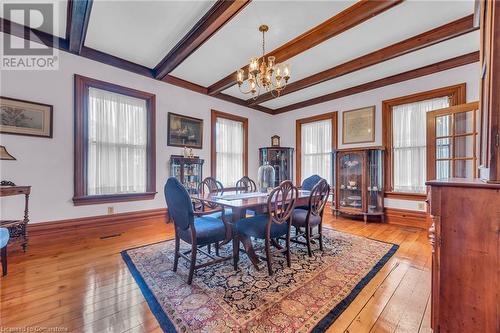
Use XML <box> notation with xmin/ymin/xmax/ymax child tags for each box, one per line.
<box><xmin>338</xmin><ymin>152</ymin><xmax>364</xmax><ymax>211</ymax></box>
<box><xmin>427</xmin><ymin>102</ymin><xmax>480</xmax><ymax>180</ymax></box>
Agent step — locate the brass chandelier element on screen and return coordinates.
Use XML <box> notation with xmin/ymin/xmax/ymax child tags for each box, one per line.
<box><xmin>236</xmin><ymin>25</ymin><xmax>290</xmax><ymax>99</ymax></box>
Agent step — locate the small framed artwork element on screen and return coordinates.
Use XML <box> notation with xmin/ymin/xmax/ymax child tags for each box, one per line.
<box><xmin>167</xmin><ymin>112</ymin><xmax>203</xmax><ymax>149</ymax></box>
<box><xmin>342</xmin><ymin>106</ymin><xmax>375</xmax><ymax>144</ymax></box>
<box><xmin>0</xmin><ymin>96</ymin><xmax>53</xmax><ymax>138</ymax></box>
<box><xmin>271</xmin><ymin>135</ymin><xmax>280</xmax><ymax>147</ymax></box>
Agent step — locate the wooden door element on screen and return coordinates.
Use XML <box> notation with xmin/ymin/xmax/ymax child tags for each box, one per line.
<box><xmin>426</xmin><ymin>102</ymin><xmax>480</xmax><ymax>181</ymax></box>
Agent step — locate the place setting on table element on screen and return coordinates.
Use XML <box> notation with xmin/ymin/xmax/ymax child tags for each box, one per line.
<box><xmin>120</xmin><ymin>168</ymin><xmax>399</xmax><ymax>332</ymax></box>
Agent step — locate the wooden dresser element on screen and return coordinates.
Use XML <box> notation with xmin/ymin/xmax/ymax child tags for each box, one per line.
<box><xmin>427</xmin><ymin>178</ymin><xmax>499</xmax><ymax>333</ymax></box>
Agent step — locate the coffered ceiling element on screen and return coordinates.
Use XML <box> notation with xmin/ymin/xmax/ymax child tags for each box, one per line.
<box><xmin>0</xmin><ymin>0</ymin><xmax>480</xmax><ymax>115</ymax></box>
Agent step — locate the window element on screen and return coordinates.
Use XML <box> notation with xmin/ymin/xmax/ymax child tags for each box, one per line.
<box><xmin>211</xmin><ymin>110</ymin><xmax>248</xmax><ymax>187</ymax></box>
<box><xmin>74</xmin><ymin>75</ymin><xmax>156</xmax><ymax>205</ymax></box>
<box><xmin>296</xmin><ymin>112</ymin><xmax>337</xmax><ymax>185</ymax></box>
<box><xmin>383</xmin><ymin>84</ymin><xmax>466</xmax><ymax>196</ymax></box>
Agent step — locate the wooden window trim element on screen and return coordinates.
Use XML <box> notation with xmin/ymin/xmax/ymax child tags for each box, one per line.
<box><xmin>382</xmin><ymin>83</ymin><xmax>466</xmax><ymax>199</ymax></box>
<box><xmin>210</xmin><ymin>110</ymin><xmax>249</xmax><ymax>180</ymax></box>
<box><xmin>295</xmin><ymin>112</ymin><xmax>338</xmax><ymax>185</ymax></box>
<box><xmin>73</xmin><ymin>74</ymin><xmax>157</xmax><ymax>206</ymax></box>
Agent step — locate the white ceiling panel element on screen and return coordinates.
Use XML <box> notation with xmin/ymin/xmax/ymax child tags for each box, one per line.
<box><xmin>171</xmin><ymin>0</ymin><xmax>356</xmax><ymax>87</ymax></box>
<box><xmin>85</xmin><ymin>0</ymin><xmax>215</xmax><ymax>68</ymax></box>
<box><xmin>279</xmin><ymin>0</ymin><xmax>475</xmax><ymax>83</ymax></box>
<box><xmin>252</xmin><ymin>31</ymin><xmax>479</xmax><ymax>109</ymax></box>
<box><xmin>0</xmin><ymin>0</ymin><xmax>68</xmax><ymax>38</ymax></box>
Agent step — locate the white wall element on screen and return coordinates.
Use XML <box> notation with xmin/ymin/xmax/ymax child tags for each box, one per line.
<box><xmin>0</xmin><ymin>39</ymin><xmax>273</xmax><ymax>223</ymax></box>
<box><xmin>272</xmin><ymin>62</ymin><xmax>480</xmax><ymax>211</ymax></box>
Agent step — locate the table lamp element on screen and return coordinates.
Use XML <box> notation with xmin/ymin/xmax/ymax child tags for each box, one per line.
<box><xmin>0</xmin><ymin>145</ymin><xmax>16</xmax><ymax>186</ymax></box>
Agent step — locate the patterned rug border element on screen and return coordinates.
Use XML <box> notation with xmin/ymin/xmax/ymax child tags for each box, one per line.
<box><xmin>121</xmin><ymin>232</ymin><xmax>399</xmax><ymax>333</ymax></box>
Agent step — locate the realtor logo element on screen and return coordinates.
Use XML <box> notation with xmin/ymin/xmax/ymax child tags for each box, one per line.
<box><xmin>1</xmin><ymin>3</ymin><xmax>59</xmax><ymax>70</ymax></box>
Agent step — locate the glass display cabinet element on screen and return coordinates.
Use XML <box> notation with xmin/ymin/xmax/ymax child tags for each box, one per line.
<box><xmin>259</xmin><ymin>147</ymin><xmax>294</xmax><ymax>187</ymax></box>
<box><xmin>170</xmin><ymin>155</ymin><xmax>204</xmax><ymax>194</ymax></box>
<box><xmin>333</xmin><ymin>148</ymin><xmax>384</xmax><ymax>223</ymax></box>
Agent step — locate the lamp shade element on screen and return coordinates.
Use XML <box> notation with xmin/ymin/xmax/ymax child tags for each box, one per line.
<box><xmin>0</xmin><ymin>146</ymin><xmax>16</xmax><ymax>160</ymax></box>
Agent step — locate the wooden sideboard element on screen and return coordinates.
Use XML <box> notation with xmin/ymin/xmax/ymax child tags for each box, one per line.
<box><xmin>0</xmin><ymin>186</ymin><xmax>31</xmax><ymax>251</ymax></box>
<box><xmin>427</xmin><ymin>178</ymin><xmax>499</xmax><ymax>333</ymax></box>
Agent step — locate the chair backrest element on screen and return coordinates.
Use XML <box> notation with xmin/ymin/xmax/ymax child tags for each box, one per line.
<box><xmin>301</xmin><ymin>174</ymin><xmax>322</xmax><ymax>191</ymax></box>
<box><xmin>308</xmin><ymin>179</ymin><xmax>330</xmax><ymax>217</ymax></box>
<box><xmin>198</xmin><ymin>177</ymin><xmax>224</xmax><ymax>209</ymax></box>
<box><xmin>267</xmin><ymin>180</ymin><xmax>298</xmax><ymax>225</ymax></box>
<box><xmin>235</xmin><ymin>176</ymin><xmax>257</xmax><ymax>193</ymax></box>
<box><xmin>165</xmin><ymin>177</ymin><xmax>193</xmax><ymax>230</ymax></box>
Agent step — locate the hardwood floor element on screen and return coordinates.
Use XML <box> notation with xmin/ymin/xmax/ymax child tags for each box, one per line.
<box><xmin>0</xmin><ymin>211</ymin><xmax>432</xmax><ymax>333</ymax></box>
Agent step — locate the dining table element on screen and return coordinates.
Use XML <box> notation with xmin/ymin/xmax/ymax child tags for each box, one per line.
<box><xmin>190</xmin><ymin>189</ymin><xmax>313</xmax><ymax>269</ymax></box>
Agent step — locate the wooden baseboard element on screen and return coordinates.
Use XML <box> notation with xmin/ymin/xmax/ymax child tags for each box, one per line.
<box><xmin>384</xmin><ymin>207</ymin><xmax>429</xmax><ymax>229</ymax></box>
<box><xmin>29</xmin><ymin>208</ymin><xmax>169</xmax><ymax>236</ymax></box>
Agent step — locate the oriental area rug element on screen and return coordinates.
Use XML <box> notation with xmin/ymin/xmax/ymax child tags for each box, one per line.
<box><xmin>122</xmin><ymin>229</ymin><xmax>398</xmax><ymax>332</ymax></box>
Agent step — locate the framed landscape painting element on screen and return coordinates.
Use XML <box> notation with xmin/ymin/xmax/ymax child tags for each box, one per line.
<box><xmin>0</xmin><ymin>96</ymin><xmax>53</xmax><ymax>138</ymax></box>
<box><xmin>167</xmin><ymin>112</ymin><xmax>203</xmax><ymax>149</ymax></box>
<box><xmin>342</xmin><ymin>106</ymin><xmax>375</xmax><ymax>144</ymax></box>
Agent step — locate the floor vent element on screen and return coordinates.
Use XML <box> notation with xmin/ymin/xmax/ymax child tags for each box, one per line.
<box><xmin>100</xmin><ymin>233</ymin><xmax>122</xmax><ymax>239</ymax></box>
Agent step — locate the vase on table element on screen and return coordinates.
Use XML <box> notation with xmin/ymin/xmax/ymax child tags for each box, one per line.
<box><xmin>257</xmin><ymin>162</ymin><xmax>275</xmax><ymax>193</ymax></box>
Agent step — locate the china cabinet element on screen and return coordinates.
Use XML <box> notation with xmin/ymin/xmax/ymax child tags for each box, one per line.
<box><xmin>333</xmin><ymin>148</ymin><xmax>384</xmax><ymax>222</ymax></box>
<box><xmin>170</xmin><ymin>155</ymin><xmax>204</xmax><ymax>194</ymax></box>
<box><xmin>259</xmin><ymin>147</ymin><xmax>294</xmax><ymax>187</ymax></box>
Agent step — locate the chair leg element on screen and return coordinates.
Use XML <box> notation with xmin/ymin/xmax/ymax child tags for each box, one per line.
<box><xmin>173</xmin><ymin>234</ymin><xmax>180</xmax><ymax>272</ymax></box>
<box><xmin>215</xmin><ymin>241</ymin><xmax>220</xmax><ymax>257</ymax></box>
<box><xmin>232</xmin><ymin>236</ymin><xmax>239</xmax><ymax>271</ymax></box>
<box><xmin>318</xmin><ymin>224</ymin><xmax>324</xmax><ymax>252</ymax></box>
<box><xmin>187</xmin><ymin>242</ymin><xmax>197</xmax><ymax>285</ymax></box>
<box><xmin>305</xmin><ymin>225</ymin><xmax>313</xmax><ymax>257</ymax></box>
<box><xmin>207</xmin><ymin>244</ymin><xmax>211</xmax><ymax>254</ymax></box>
<box><xmin>1</xmin><ymin>246</ymin><xmax>7</xmax><ymax>276</ymax></box>
<box><xmin>265</xmin><ymin>238</ymin><xmax>273</xmax><ymax>276</ymax></box>
<box><xmin>285</xmin><ymin>234</ymin><xmax>291</xmax><ymax>268</ymax></box>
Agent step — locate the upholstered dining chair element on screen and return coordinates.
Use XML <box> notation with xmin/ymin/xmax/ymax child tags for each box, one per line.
<box><xmin>165</xmin><ymin>177</ymin><xmax>231</xmax><ymax>284</ymax></box>
<box><xmin>235</xmin><ymin>176</ymin><xmax>257</xmax><ymax>217</ymax></box>
<box><xmin>0</xmin><ymin>227</ymin><xmax>9</xmax><ymax>276</ymax></box>
<box><xmin>235</xmin><ymin>176</ymin><xmax>257</xmax><ymax>193</ymax></box>
<box><xmin>197</xmin><ymin>177</ymin><xmax>233</xmax><ymax>222</ymax></box>
<box><xmin>297</xmin><ymin>174</ymin><xmax>323</xmax><ymax>209</ymax></box>
<box><xmin>233</xmin><ymin>180</ymin><xmax>297</xmax><ymax>276</ymax></box>
<box><xmin>291</xmin><ymin>179</ymin><xmax>330</xmax><ymax>257</ymax></box>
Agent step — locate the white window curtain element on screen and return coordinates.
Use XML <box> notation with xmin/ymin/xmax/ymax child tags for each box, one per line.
<box><xmin>87</xmin><ymin>87</ymin><xmax>148</xmax><ymax>195</ymax></box>
<box><xmin>216</xmin><ymin>117</ymin><xmax>244</xmax><ymax>186</ymax></box>
<box><xmin>301</xmin><ymin>119</ymin><xmax>332</xmax><ymax>184</ymax></box>
<box><xmin>392</xmin><ymin>96</ymin><xmax>449</xmax><ymax>193</ymax></box>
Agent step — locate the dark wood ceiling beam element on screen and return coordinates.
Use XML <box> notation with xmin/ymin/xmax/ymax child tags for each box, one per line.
<box><xmin>207</xmin><ymin>0</ymin><xmax>402</xmax><ymax>95</ymax></box>
<box><xmin>273</xmin><ymin>51</ymin><xmax>479</xmax><ymax>114</ymax></box>
<box><xmin>67</xmin><ymin>0</ymin><xmax>93</xmax><ymax>54</ymax></box>
<box><xmin>0</xmin><ymin>18</ymin><xmax>69</xmax><ymax>50</ymax></box>
<box><xmin>154</xmin><ymin>0</ymin><xmax>251</xmax><ymax>79</ymax></box>
<box><xmin>248</xmin><ymin>14</ymin><xmax>477</xmax><ymax>106</ymax></box>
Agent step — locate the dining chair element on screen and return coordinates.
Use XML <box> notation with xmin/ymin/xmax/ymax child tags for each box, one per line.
<box><xmin>235</xmin><ymin>176</ymin><xmax>257</xmax><ymax>193</ymax></box>
<box><xmin>297</xmin><ymin>174</ymin><xmax>323</xmax><ymax>209</ymax></box>
<box><xmin>291</xmin><ymin>179</ymin><xmax>330</xmax><ymax>257</ymax></box>
<box><xmin>165</xmin><ymin>177</ymin><xmax>231</xmax><ymax>285</ymax></box>
<box><xmin>197</xmin><ymin>177</ymin><xmax>233</xmax><ymax>222</ymax></box>
<box><xmin>301</xmin><ymin>174</ymin><xmax>322</xmax><ymax>191</ymax></box>
<box><xmin>235</xmin><ymin>176</ymin><xmax>258</xmax><ymax>217</ymax></box>
<box><xmin>233</xmin><ymin>180</ymin><xmax>297</xmax><ymax>276</ymax></box>
<box><xmin>1</xmin><ymin>227</ymin><xmax>10</xmax><ymax>276</ymax></box>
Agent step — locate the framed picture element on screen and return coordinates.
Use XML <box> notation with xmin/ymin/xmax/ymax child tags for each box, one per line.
<box><xmin>342</xmin><ymin>106</ymin><xmax>375</xmax><ymax>144</ymax></box>
<box><xmin>0</xmin><ymin>96</ymin><xmax>53</xmax><ymax>138</ymax></box>
<box><xmin>167</xmin><ymin>112</ymin><xmax>203</xmax><ymax>149</ymax></box>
